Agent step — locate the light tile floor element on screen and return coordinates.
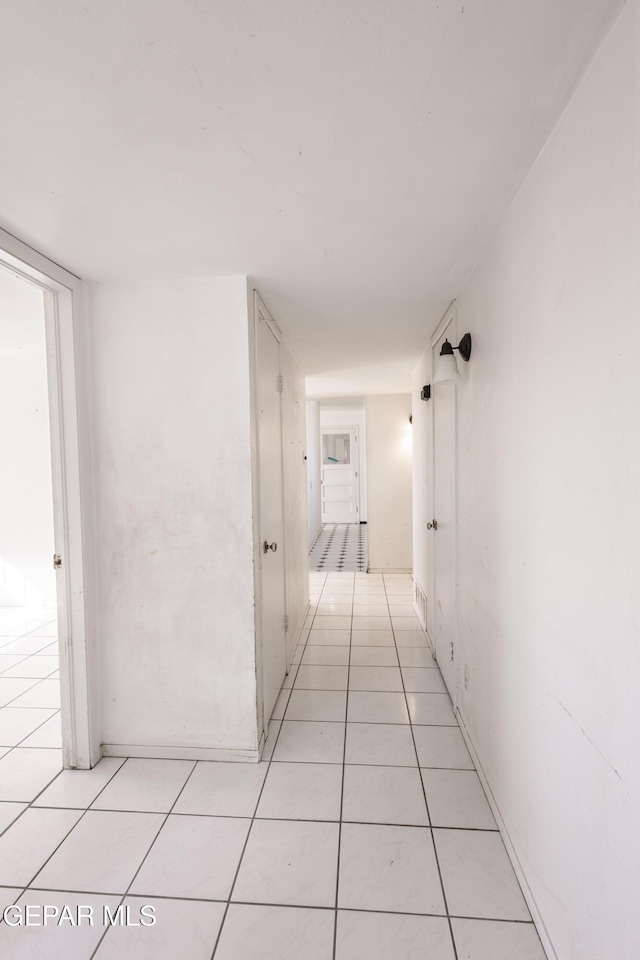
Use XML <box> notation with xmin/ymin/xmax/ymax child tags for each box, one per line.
<box><xmin>0</xmin><ymin>577</ymin><xmax>548</xmax><ymax>959</ymax></box>
<box><xmin>0</xmin><ymin>607</ymin><xmax>60</xmax><ymax>765</ymax></box>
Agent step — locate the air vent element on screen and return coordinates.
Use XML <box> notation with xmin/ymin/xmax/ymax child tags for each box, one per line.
<box><xmin>413</xmin><ymin>580</ymin><xmax>427</xmax><ymax>630</ymax></box>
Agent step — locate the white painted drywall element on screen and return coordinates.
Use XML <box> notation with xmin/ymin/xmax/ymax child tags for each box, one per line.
<box><xmin>319</xmin><ymin>403</ymin><xmax>368</xmax><ymax>523</ymax></box>
<box><xmin>365</xmin><ymin>395</ymin><xmax>413</xmax><ymax>572</ymax></box>
<box><xmin>305</xmin><ymin>401</ymin><xmax>322</xmax><ymax>546</ymax></box>
<box><xmin>413</xmin><ymin>5</ymin><xmax>640</xmax><ymax>957</ymax></box>
<box><xmin>90</xmin><ymin>277</ymin><xmax>259</xmax><ymax>754</ymax></box>
<box><xmin>280</xmin><ymin>337</ymin><xmax>311</xmax><ymax>659</ymax></box>
<box><xmin>0</xmin><ymin>270</ymin><xmax>55</xmax><ymax>606</ymax></box>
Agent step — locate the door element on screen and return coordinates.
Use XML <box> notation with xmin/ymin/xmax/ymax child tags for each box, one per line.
<box><xmin>256</xmin><ymin>306</ymin><xmax>287</xmax><ymax>724</ymax></box>
<box><xmin>321</xmin><ymin>427</ymin><xmax>359</xmax><ymax>523</ymax></box>
<box><xmin>432</xmin><ymin>322</ymin><xmax>457</xmax><ymax>701</ymax></box>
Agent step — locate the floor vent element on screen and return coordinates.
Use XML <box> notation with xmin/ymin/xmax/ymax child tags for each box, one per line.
<box><xmin>414</xmin><ymin>579</ymin><xmax>427</xmax><ymax>628</ymax></box>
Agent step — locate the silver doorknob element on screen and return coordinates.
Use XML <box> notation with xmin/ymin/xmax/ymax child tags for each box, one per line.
<box><xmin>427</xmin><ymin>520</ymin><xmax>438</xmax><ymax>530</ymax></box>
<box><xmin>263</xmin><ymin>541</ymin><xmax>278</xmax><ymax>554</ymax></box>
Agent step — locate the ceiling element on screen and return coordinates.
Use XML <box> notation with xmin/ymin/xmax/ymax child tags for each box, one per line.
<box><xmin>0</xmin><ymin>0</ymin><xmax>623</xmax><ymax>394</ymax></box>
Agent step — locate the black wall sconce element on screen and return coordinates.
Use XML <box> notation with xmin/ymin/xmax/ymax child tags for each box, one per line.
<box><xmin>420</xmin><ymin>384</ymin><xmax>431</xmax><ymax>401</ymax></box>
<box><xmin>434</xmin><ymin>333</ymin><xmax>472</xmax><ymax>384</ymax></box>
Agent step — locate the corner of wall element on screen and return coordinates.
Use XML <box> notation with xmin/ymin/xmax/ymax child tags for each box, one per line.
<box><xmin>75</xmin><ymin>280</ymin><xmax>103</xmax><ymax>766</ymax></box>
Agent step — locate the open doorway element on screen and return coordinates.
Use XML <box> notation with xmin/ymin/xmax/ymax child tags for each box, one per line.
<box><xmin>320</xmin><ymin>426</ymin><xmax>360</xmax><ymax>524</ymax></box>
<box><xmin>0</xmin><ymin>268</ymin><xmax>61</xmax><ymax>755</ymax></box>
<box><xmin>306</xmin><ymin>398</ymin><xmax>369</xmax><ymax>572</ymax></box>
<box><xmin>0</xmin><ymin>230</ymin><xmax>96</xmax><ymax>774</ymax></box>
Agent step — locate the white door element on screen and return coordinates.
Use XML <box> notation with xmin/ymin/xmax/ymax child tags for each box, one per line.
<box><xmin>256</xmin><ymin>307</ymin><xmax>287</xmax><ymax>724</ymax></box>
<box><xmin>432</xmin><ymin>324</ymin><xmax>457</xmax><ymax>702</ymax></box>
<box><xmin>321</xmin><ymin>428</ymin><xmax>359</xmax><ymax>523</ymax></box>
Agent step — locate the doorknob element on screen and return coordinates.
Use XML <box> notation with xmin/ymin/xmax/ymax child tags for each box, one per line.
<box><xmin>427</xmin><ymin>520</ymin><xmax>438</xmax><ymax>530</ymax></box>
<box><xmin>263</xmin><ymin>541</ymin><xmax>278</xmax><ymax>554</ymax></box>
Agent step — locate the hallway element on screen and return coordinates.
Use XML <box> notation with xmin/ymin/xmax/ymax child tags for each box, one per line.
<box><xmin>0</xmin><ymin>573</ymin><xmax>545</xmax><ymax>959</ymax></box>
<box><xmin>0</xmin><ymin>0</ymin><xmax>638</xmax><ymax>952</ymax></box>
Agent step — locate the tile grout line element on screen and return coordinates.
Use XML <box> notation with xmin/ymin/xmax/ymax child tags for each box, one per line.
<box><xmin>0</xmin><ymin>606</ymin><xmax>51</xmax><ymax>911</ymax></box>
<box><xmin>0</xmin><ymin>880</ymin><xmax>541</xmax><ymax>925</ymax></box>
<box><xmin>28</xmin><ymin>754</ymin><xmax>128</xmax><ymax>814</ymax></box>
<box><xmin>0</xmin><ymin>806</ymin><xmax>501</xmax><ymax>830</ymax></box>
<box><xmin>0</xmin><ymin>665</ymin><xmax>59</xmax><ymax>682</ymax></box>
<box><xmin>331</xmin><ymin>572</ymin><xmax>354</xmax><ymax>960</ymax></box>
<box><xmin>0</xmin><ymin>618</ymin><xmax>56</xmax><ymax>645</ymax></box>
<box><xmin>0</xmin><ymin>649</ymin><xmax>59</xmax><ymax>668</ymax></box>
<box><xmin>265</xmin><ymin>718</ymin><xmax>459</xmax><ymax>727</ymax></box>
<box><xmin>0</xmin><ymin>620</ymin><xmax>62</xmax><ymax>813</ymax></box>
<box><xmin>1</xmin><ymin>586</ymin><xmax>543</xmax><ymax>952</ymax></box>
<box><xmin>208</xmin><ymin>570</ymin><xmax>327</xmax><ymax>959</ymax></box>
<box><xmin>0</xmin><ymin>756</ymin><xmax>132</xmax><ymax>926</ymax></box>
<box><xmin>384</xmin><ymin>572</ymin><xmax>461</xmax><ymax>960</ymax></box>
<box><xmin>86</xmin><ymin>757</ymin><xmax>201</xmax><ymax>959</ymax></box>
<box><xmin>283</xmin><ymin>684</ymin><xmax>450</xmax><ymax>694</ymax></box>
<box><xmin>0</xmin><ymin>665</ymin><xmax>58</xmax><ymax>691</ymax></box>
<box><xmin>0</xmin><ymin>704</ymin><xmax>61</xmax><ymax>752</ymax></box>
<box><xmin>0</xmin><ymin>721</ymin><xmax>61</xmax><ymax>770</ymax></box>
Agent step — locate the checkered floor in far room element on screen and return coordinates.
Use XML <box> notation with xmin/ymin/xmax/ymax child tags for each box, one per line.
<box><xmin>309</xmin><ymin>524</ymin><xmax>367</xmax><ymax>572</ymax></box>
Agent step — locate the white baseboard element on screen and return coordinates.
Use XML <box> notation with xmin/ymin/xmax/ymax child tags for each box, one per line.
<box><xmin>456</xmin><ymin>711</ymin><xmax>558</xmax><ymax>960</ymax></box>
<box><xmin>255</xmin><ymin>599</ymin><xmax>310</xmax><ymax>762</ymax></box>
<box><xmin>309</xmin><ymin>526</ymin><xmax>323</xmax><ymax>549</ymax></box>
<box><xmin>425</xmin><ymin>629</ymin><xmax>435</xmax><ymax>658</ymax></box>
<box><xmin>367</xmin><ymin>567</ymin><xmax>413</xmax><ymax>574</ymax></box>
<box><xmin>411</xmin><ymin>598</ymin><xmax>436</xmax><ymax>658</ymax></box>
<box><xmin>412</xmin><ymin>600</ymin><xmax>425</xmax><ymax>629</ymax></box>
<box><xmin>286</xmin><ymin>600</ymin><xmax>310</xmax><ymax>669</ymax></box>
<box><xmin>412</xmin><ymin>604</ymin><xmax>436</xmax><ymax>658</ymax></box>
<box><xmin>102</xmin><ymin>743</ymin><xmax>261</xmax><ymax>763</ymax></box>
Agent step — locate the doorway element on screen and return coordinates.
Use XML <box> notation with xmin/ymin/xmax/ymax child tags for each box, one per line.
<box><xmin>320</xmin><ymin>426</ymin><xmax>360</xmax><ymax>524</ymax></box>
<box><xmin>307</xmin><ymin>402</ymin><xmax>369</xmax><ymax>573</ymax></box>
<box><xmin>0</xmin><ymin>230</ymin><xmax>94</xmax><ymax>770</ymax></box>
<box><xmin>0</xmin><ymin>269</ymin><xmax>60</xmax><ymax>752</ymax></box>
<box><xmin>310</xmin><ymin>421</ymin><xmax>367</xmax><ymax>573</ymax></box>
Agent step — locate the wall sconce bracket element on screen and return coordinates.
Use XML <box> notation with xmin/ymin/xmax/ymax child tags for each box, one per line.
<box><xmin>457</xmin><ymin>333</ymin><xmax>472</xmax><ymax>362</ymax></box>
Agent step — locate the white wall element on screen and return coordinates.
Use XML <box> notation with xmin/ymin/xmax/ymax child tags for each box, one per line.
<box><xmin>365</xmin><ymin>394</ymin><xmax>412</xmax><ymax>571</ymax></box>
<box><xmin>319</xmin><ymin>403</ymin><xmax>368</xmax><ymax>522</ymax></box>
<box><xmin>305</xmin><ymin>401</ymin><xmax>322</xmax><ymax>546</ymax></box>
<box><xmin>90</xmin><ymin>277</ymin><xmax>259</xmax><ymax>756</ymax></box>
<box><xmin>413</xmin><ymin>5</ymin><xmax>640</xmax><ymax>957</ymax></box>
<box><xmin>280</xmin><ymin>337</ymin><xmax>310</xmax><ymax>659</ymax></box>
<box><xmin>0</xmin><ymin>270</ymin><xmax>55</xmax><ymax>607</ymax></box>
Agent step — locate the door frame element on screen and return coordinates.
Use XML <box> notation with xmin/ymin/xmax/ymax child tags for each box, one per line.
<box><xmin>430</xmin><ymin>301</ymin><xmax>459</xmax><ymax>708</ymax></box>
<box><xmin>0</xmin><ymin>227</ymin><xmax>97</xmax><ymax>769</ymax></box>
<box><xmin>320</xmin><ymin>424</ymin><xmax>361</xmax><ymax>524</ymax></box>
<box><xmin>252</xmin><ymin>291</ymin><xmax>288</xmax><ymax>738</ymax></box>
